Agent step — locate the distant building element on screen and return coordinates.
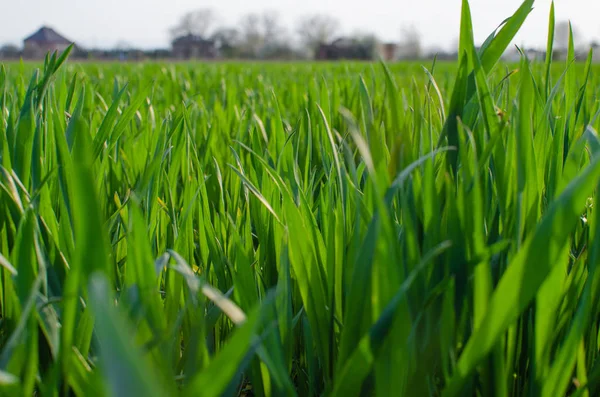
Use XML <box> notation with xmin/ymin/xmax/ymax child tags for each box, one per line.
<box><xmin>171</xmin><ymin>34</ymin><xmax>217</xmax><ymax>59</ymax></box>
<box><xmin>378</xmin><ymin>43</ymin><xmax>399</xmax><ymax>61</ymax></box>
<box><xmin>316</xmin><ymin>38</ymin><xmax>375</xmax><ymax>60</ymax></box>
<box><xmin>0</xmin><ymin>44</ymin><xmax>21</xmax><ymax>60</ymax></box>
<box><xmin>23</xmin><ymin>26</ymin><xmax>72</xmax><ymax>59</ymax></box>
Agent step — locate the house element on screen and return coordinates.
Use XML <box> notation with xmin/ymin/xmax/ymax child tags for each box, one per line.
<box><xmin>23</xmin><ymin>26</ymin><xmax>72</xmax><ymax>59</ymax></box>
<box><xmin>171</xmin><ymin>34</ymin><xmax>217</xmax><ymax>59</ymax></box>
<box><xmin>316</xmin><ymin>38</ymin><xmax>375</xmax><ymax>60</ymax></box>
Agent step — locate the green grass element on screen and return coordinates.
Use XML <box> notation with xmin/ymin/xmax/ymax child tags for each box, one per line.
<box><xmin>2</xmin><ymin>1</ymin><xmax>600</xmax><ymax>396</ymax></box>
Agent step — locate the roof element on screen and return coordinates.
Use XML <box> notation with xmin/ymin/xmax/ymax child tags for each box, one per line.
<box><xmin>24</xmin><ymin>26</ymin><xmax>72</xmax><ymax>45</ymax></box>
<box><xmin>172</xmin><ymin>34</ymin><xmax>215</xmax><ymax>46</ymax></box>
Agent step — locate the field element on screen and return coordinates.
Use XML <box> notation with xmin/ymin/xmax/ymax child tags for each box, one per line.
<box><xmin>3</xmin><ymin>1</ymin><xmax>600</xmax><ymax>396</ymax></box>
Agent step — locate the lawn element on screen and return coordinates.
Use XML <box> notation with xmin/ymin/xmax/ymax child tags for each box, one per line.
<box><xmin>2</xmin><ymin>1</ymin><xmax>600</xmax><ymax>396</ymax></box>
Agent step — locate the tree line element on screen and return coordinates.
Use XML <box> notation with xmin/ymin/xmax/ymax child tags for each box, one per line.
<box><xmin>168</xmin><ymin>8</ymin><xmax>423</xmax><ymax>60</ymax></box>
<box><xmin>0</xmin><ymin>10</ymin><xmax>596</xmax><ymax>61</ymax></box>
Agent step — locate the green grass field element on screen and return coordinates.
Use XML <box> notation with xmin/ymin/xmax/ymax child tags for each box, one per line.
<box><xmin>2</xmin><ymin>1</ymin><xmax>600</xmax><ymax>396</ymax></box>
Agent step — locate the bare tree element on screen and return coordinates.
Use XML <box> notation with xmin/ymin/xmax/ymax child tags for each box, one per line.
<box><xmin>399</xmin><ymin>24</ymin><xmax>422</xmax><ymax>59</ymax></box>
<box><xmin>211</xmin><ymin>28</ymin><xmax>240</xmax><ymax>47</ymax></box>
<box><xmin>296</xmin><ymin>14</ymin><xmax>340</xmax><ymax>53</ymax></box>
<box><xmin>262</xmin><ymin>11</ymin><xmax>287</xmax><ymax>47</ymax></box>
<box><xmin>239</xmin><ymin>13</ymin><xmax>264</xmax><ymax>57</ymax></box>
<box><xmin>211</xmin><ymin>28</ymin><xmax>241</xmax><ymax>57</ymax></box>
<box><xmin>170</xmin><ymin>9</ymin><xmax>217</xmax><ymax>39</ymax></box>
<box><xmin>349</xmin><ymin>30</ymin><xmax>380</xmax><ymax>59</ymax></box>
<box><xmin>555</xmin><ymin>21</ymin><xmax>582</xmax><ymax>51</ymax></box>
<box><xmin>238</xmin><ymin>11</ymin><xmax>289</xmax><ymax>58</ymax></box>
<box><xmin>261</xmin><ymin>11</ymin><xmax>293</xmax><ymax>58</ymax></box>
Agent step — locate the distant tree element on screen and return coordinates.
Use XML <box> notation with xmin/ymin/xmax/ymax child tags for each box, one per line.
<box><xmin>555</xmin><ymin>21</ymin><xmax>582</xmax><ymax>51</ymax></box>
<box><xmin>260</xmin><ymin>11</ymin><xmax>291</xmax><ymax>58</ymax></box>
<box><xmin>1</xmin><ymin>44</ymin><xmax>19</xmax><ymax>52</ymax></box>
<box><xmin>261</xmin><ymin>44</ymin><xmax>301</xmax><ymax>60</ymax></box>
<box><xmin>0</xmin><ymin>44</ymin><xmax>21</xmax><ymax>59</ymax></box>
<box><xmin>238</xmin><ymin>11</ymin><xmax>289</xmax><ymax>58</ymax></box>
<box><xmin>399</xmin><ymin>24</ymin><xmax>422</xmax><ymax>59</ymax></box>
<box><xmin>113</xmin><ymin>41</ymin><xmax>138</xmax><ymax>61</ymax></box>
<box><xmin>555</xmin><ymin>21</ymin><xmax>569</xmax><ymax>51</ymax></box>
<box><xmin>262</xmin><ymin>11</ymin><xmax>286</xmax><ymax>45</ymax></box>
<box><xmin>296</xmin><ymin>14</ymin><xmax>340</xmax><ymax>55</ymax></box>
<box><xmin>115</xmin><ymin>40</ymin><xmax>133</xmax><ymax>51</ymax></box>
<box><xmin>170</xmin><ymin>9</ymin><xmax>217</xmax><ymax>39</ymax></box>
<box><xmin>349</xmin><ymin>31</ymin><xmax>380</xmax><ymax>60</ymax></box>
<box><xmin>239</xmin><ymin>13</ymin><xmax>264</xmax><ymax>57</ymax></box>
<box><xmin>211</xmin><ymin>28</ymin><xmax>241</xmax><ymax>58</ymax></box>
<box><xmin>424</xmin><ymin>46</ymin><xmax>456</xmax><ymax>61</ymax></box>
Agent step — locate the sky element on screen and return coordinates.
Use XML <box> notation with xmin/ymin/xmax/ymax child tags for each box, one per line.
<box><xmin>0</xmin><ymin>0</ymin><xmax>598</xmax><ymax>51</ymax></box>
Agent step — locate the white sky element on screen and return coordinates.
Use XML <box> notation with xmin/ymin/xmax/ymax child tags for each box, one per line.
<box><xmin>0</xmin><ymin>0</ymin><xmax>598</xmax><ymax>50</ymax></box>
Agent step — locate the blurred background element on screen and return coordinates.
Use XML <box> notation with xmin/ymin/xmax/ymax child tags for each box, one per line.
<box><xmin>0</xmin><ymin>0</ymin><xmax>599</xmax><ymax>62</ymax></box>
